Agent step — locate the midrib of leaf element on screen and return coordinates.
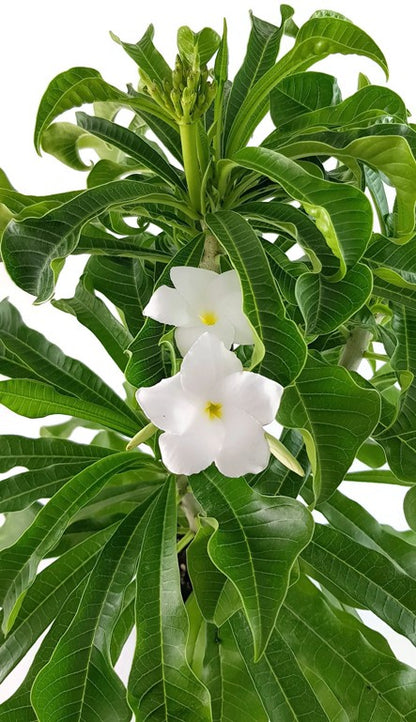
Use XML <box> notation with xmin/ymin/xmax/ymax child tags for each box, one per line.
<box><xmin>283</xmin><ymin>604</ymin><xmax>405</xmax><ymax>718</ymax></box>
<box><xmin>308</xmin><ymin>534</ymin><xmax>416</xmax><ymax>635</ymax></box>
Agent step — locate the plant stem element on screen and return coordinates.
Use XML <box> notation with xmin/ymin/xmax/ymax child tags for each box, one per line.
<box><xmin>176</xmin><ymin>475</ymin><xmax>203</xmax><ymax>533</ymax></box>
<box><xmin>338</xmin><ymin>326</ymin><xmax>373</xmax><ymax>371</ymax></box>
<box><xmin>364</xmin><ymin>351</ymin><xmax>388</xmax><ymax>361</ymax></box>
<box><xmin>200</xmin><ymin>225</ymin><xmax>220</xmax><ymax>271</ymax></box>
<box><xmin>179</xmin><ymin>122</ymin><xmax>202</xmax><ymax>213</ymax></box>
<box><xmin>176</xmin><ymin>529</ymin><xmax>195</xmax><ymax>554</ymax></box>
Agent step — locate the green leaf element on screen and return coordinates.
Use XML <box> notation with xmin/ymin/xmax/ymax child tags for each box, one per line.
<box><xmin>270</xmin><ymin>71</ymin><xmax>342</xmax><ymax>129</ymax></box>
<box><xmin>268</xmin><ymin>127</ymin><xmax>416</xmax><ymax>242</ymax></box>
<box><xmin>189</xmin><ymin>468</ymin><xmax>314</xmax><ymax>659</ymax></box>
<box><xmin>128</xmin><ymin>477</ymin><xmax>212</xmax><ymax>721</ymax></box>
<box><xmin>295</xmin><ymin>263</ymin><xmax>373</xmax><ymax>336</ymax></box>
<box><xmin>0</xmin><ymin>434</ymin><xmax>113</xmax><ymax>512</ymax></box>
<box><xmin>205</xmin><ymin>210</ymin><xmax>307</xmax><ymax>386</ymax></box>
<box><xmin>0</xmin><ymin>452</ymin><xmax>151</xmax><ymax>631</ymax></box>
<box><xmin>365</xmin><ymin>232</ymin><xmax>416</xmax><ymax>290</ymax></box>
<box><xmin>52</xmin><ymin>278</ymin><xmax>133</xmax><ymax>372</ymax></box>
<box><xmin>31</xmin><ymin>497</ymin><xmax>156</xmax><ymax>722</ymax></box>
<box><xmin>34</xmin><ymin>66</ymin><xmax>175</xmax><ymax>152</ymax></box>
<box><xmin>76</xmin><ymin>112</ymin><xmax>185</xmax><ymax>189</ymax></box>
<box><xmin>41</xmin><ymin>121</ymin><xmax>110</xmax><ymax>171</ymax></box>
<box><xmin>302</xmin><ymin>523</ymin><xmax>416</xmax><ymax>644</ymax></box>
<box><xmin>0</xmin><ymin>298</ymin><xmax>137</xmax><ymax>426</ymax></box>
<box><xmin>0</xmin><ymin>525</ymin><xmax>115</xmax><ymax>683</ymax></box>
<box><xmin>233</xmin><ymin>147</ymin><xmax>373</xmax><ymax>280</ymax></box>
<box><xmin>0</xmin><ymin>587</ymin><xmax>84</xmax><ymax>721</ymax></box>
<box><xmin>277</xmin><ymin>355</ymin><xmax>381</xmax><ymax>501</ymax></box>
<box><xmin>201</xmin><ymin>619</ymin><xmax>269</xmax><ymax>722</ymax></box>
<box><xmin>1</xmin><ymin>179</ymin><xmax>194</xmax><ymax>303</ymax></box>
<box><xmin>177</xmin><ymin>26</ymin><xmax>220</xmax><ymax>66</ymax></box>
<box><xmin>82</xmin><ymin>253</ymin><xmax>153</xmax><ymax>337</ymax></box>
<box><xmin>187</xmin><ymin>517</ymin><xmax>241</xmax><ymax>627</ymax></box>
<box><xmin>230</xmin><ymin>611</ymin><xmax>329</xmax><ymax>722</ymax></box>
<box><xmin>405</xmin><ymin>487</ymin><xmax>416</xmax><ymax>532</ymax></box>
<box><xmin>226</xmin><ymin>14</ymin><xmax>388</xmax><ymax>154</ymax></box>
<box><xmin>317</xmin><ymin>489</ymin><xmax>416</xmax><ymax>579</ymax></box>
<box><xmin>271</xmin><ymin>79</ymin><xmax>406</xmax><ymax>133</ymax></box>
<box><xmin>111</xmin><ymin>25</ymin><xmax>172</xmax><ymax>86</ymax></box>
<box><xmin>280</xmin><ymin>575</ymin><xmax>416</xmax><ymax>721</ymax></box>
<box><xmin>0</xmin><ymin>378</ymin><xmax>139</xmax><ymax>436</ymax></box>
<box><xmin>345</xmin><ymin>469</ymin><xmax>408</xmax><ymax>485</ymax></box>
<box><xmin>125</xmin><ymin>235</ymin><xmax>204</xmax><ymax>387</ymax></box>
<box><xmin>223</xmin><ymin>10</ymin><xmax>291</xmax><ymax>142</ymax></box>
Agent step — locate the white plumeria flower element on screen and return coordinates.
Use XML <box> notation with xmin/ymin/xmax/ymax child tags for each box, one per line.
<box><xmin>142</xmin><ymin>266</ymin><xmax>254</xmax><ymax>355</ymax></box>
<box><xmin>136</xmin><ymin>333</ymin><xmax>282</xmax><ymax>477</ymax></box>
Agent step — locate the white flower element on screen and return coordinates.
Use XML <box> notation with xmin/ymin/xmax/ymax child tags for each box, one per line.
<box><xmin>143</xmin><ymin>266</ymin><xmax>254</xmax><ymax>355</ymax></box>
<box><xmin>136</xmin><ymin>333</ymin><xmax>282</xmax><ymax>477</ymax></box>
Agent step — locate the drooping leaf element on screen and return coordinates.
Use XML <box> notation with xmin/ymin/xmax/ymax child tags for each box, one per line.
<box><xmin>365</xmin><ymin>232</ymin><xmax>416</xmax><ymax>289</ymax></box>
<box><xmin>206</xmin><ymin>210</ymin><xmax>307</xmax><ymax>386</ymax></box>
<box><xmin>31</xmin><ymin>496</ymin><xmax>157</xmax><ymax>722</ymax></box>
<box><xmin>2</xmin><ymin>179</ymin><xmax>195</xmax><ymax>303</ymax></box>
<box><xmin>76</xmin><ymin>112</ymin><xmax>185</xmax><ymax>189</ymax></box>
<box><xmin>295</xmin><ymin>263</ymin><xmax>373</xmax><ymax>336</ymax></box>
<box><xmin>301</xmin><ymin>523</ymin><xmax>416</xmax><ymax>644</ymax></box>
<box><xmin>128</xmin><ymin>477</ymin><xmax>212</xmax><ymax>721</ymax></box>
<box><xmin>233</xmin><ymin>147</ymin><xmax>373</xmax><ymax>280</ymax></box>
<box><xmin>277</xmin><ymin>355</ymin><xmax>381</xmax><ymax>501</ymax></box>
<box><xmin>230</xmin><ymin>611</ymin><xmax>330</xmax><ymax>721</ymax></box>
<box><xmin>0</xmin><ymin>452</ymin><xmax>154</xmax><ymax>631</ymax></box>
<box><xmin>189</xmin><ymin>467</ymin><xmax>314</xmax><ymax>658</ymax></box>
<box><xmin>280</xmin><ymin>575</ymin><xmax>416</xmax><ymax>721</ymax></box>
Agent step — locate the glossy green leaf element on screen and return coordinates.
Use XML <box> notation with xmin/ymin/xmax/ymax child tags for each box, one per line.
<box><xmin>52</xmin><ymin>278</ymin><xmax>132</xmax><ymax>372</ymax></box>
<box><xmin>277</xmin><ymin>355</ymin><xmax>381</xmax><ymax>501</ymax></box>
<box><xmin>302</xmin><ymin>523</ymin><xmax>416</xmax><ymax>643</ymax></box>
<box><xmin>0</xmin><ymin>452</ymin><xmax>152</xmax><ymax>631</ymax></box>
<box><xmin>223</xmin><ymin>9</ymin><xmax>292</xmax><ymax>142</ymax></box>
<box><xmin>111</xmin><ymin>25</ymin><xmax>172</xmax><ymax>86</ymax></box>
<box><xmin>177</xmin><ymin>25</ymin><xmax>220</xmax><ymax>66</ymax></box>
<box><xmin>295</xmin><ymin>263</ymin><xmax>373</xmax><ymax>336</ymax></box>
<box><xmin>268</xmin><ymin>127</ymin><xmax>416</xmax><ymax>242</ymax></box>
<box><xmin>270</xmin><ymin>71</ymin><xmax>341</xmax><ymax>129</ymax></box>
<box><xmin>187</xmin><ymin>517</ymin><xmax>241</xmax><ymax>627</ymax></box>
<box><xmin>0</xmin><ymin>378</ymin><xmax>139</xmax><ymax>436</ymax></box>
<box><xmin>226</xmin><ymin>14</ymin><xmax>387</xmax><ymax>154</ymax></box>
<box><xmin>189</xmin><ymin>467</ymin><xmax>314</xmax><ymax>658</ymax></box>
<box><xmin>280</xmin><ymin>575</ymin><xmax>416</xmax><ymax>721</ymax></box>
<box><xmin>230</xmin><ymin>611</ymin><xmax>329</xmax><ymax>721</ymax></box>
<box><xmin>366</xmin><ymin>233</ymin><xmax>416</xmax><ymax>290</ymax></box>
<box><xmin>76</xmin><ymin>112</ymin><xmax>185</xmax><ymax>189</ymax></box>
<box><xmin>1</xmin><ymin>179</ymin><xmax>194</xmax><ymax>303</ymax></box>
<box><xmin>41</xmin><ymin>121</ymin><xmax>110</xmax><ymax>171</ymax></box>
<box><xmin>202</xmin><ymin>619</ymin><xmax>268</xmax><ymax>722</ymax></box>
<box><xmin>0</xmin><ymin>525</ymin><xmax>115</xmax><ymax>683</ymax></box>
<box><xmin>31</xmin><ymin>497</ymin><xmax>156</xmax><ymax>722</ymax></box>
<box><xmin>0</xmin><ymin>298</ymin><xmax>137</xmax><ymax>426</ymax></box>
<box><xmin>0</xmin><ymin>434</ymin><xmax>113</xmax><ymax>512</ymax></box>
<box><xmin>34</xmin><ymin>66</ymin><xmax>175</xmax><ymax>152</ymax></box>
<box><xmin>206</xmin><ymin>210</ymin><xmax>307</xmax><ymax>386</ymax></box>
<box><xmin>125</xmin><ymin>235</ymin><xmax>204</xmax><ymax>387</ymax></box>
<box><xmin>128</xmin><ymin>477</ymin><xmax>212</xmax><ymax>721</ymax></box>
<box><xmin>233</xmin><ymin>147</ymin><xmax>373</xmax><ymax>279</ymax></box>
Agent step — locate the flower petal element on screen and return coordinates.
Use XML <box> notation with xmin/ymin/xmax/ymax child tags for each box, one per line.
<box><xmin>142</xmin><ymin>285</ymin><xmax>195</xmax><ymax>326</ymax></box>
<box><xmin>215</xmin><ymin>409</ymin><xmax>270</xmax><ymax>477</ymax></box>
<box><xmin>220</xmin><ymin>371</ymin><xmax>282</xmax><ymax>425</ymax></box>
<box><xmin>159</xmin><ymin>417</ymin><xmax>224</xmax><ymax>475</ymax></box>
<box><xmin>175</xmin><ymin>325</ymin><xmax>205</xmax><ymax>356</ymax></box>
<box><xmin>170</xmin><ymin>266</ymin><xmax>217</xmax><ymax>308</ymax></box>
<box><xmin>181</xmin><ymin>332</ymin><xmax>242</xmax><ymax>399</ymax></box>
<box><xmin>208</xmin><ymin>271</ymin><xmax>254</xmax><ymax>345</ymax></box>
<box><xmin>136</xmin><ymin>374</ymin><xmax>196</xmax><ymax>433</ymax></box>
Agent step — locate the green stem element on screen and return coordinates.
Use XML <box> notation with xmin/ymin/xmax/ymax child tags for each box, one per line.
<box><xmin>179</xmin><ymin>122</ymin><xmax>202</xmax><ymax>213</ymax></box>
<box><xmin>176</xmin><ymin>529</ymin><xmax>195</xmax><ymax>554</ymax></box>
<box><xmin>364</xmin><ymin>351</ymin><xmax>388</xmax><ymax>361</ymax></box>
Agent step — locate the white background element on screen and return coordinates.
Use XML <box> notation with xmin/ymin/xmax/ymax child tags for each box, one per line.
<box><xmin>0</xmin><ymin>0</ymin><xmax>415</xmax><ymax>701</ymax></box>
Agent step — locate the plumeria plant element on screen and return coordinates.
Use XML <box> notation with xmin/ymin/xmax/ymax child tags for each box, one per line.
<box><xmin>2</xmin><ymin>5</ymin><xmax>416</xmax><ymax>720</ymax></box>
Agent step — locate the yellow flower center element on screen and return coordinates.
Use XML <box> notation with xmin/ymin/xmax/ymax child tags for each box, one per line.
<box><xmin>205</xmin><ymin>401</ymin><xmax>223</xmax><ymax>420</ymax></box>
<box><xmin>199</xmin><ymin>311</ymin><xmax>218</xmax><ymax>326</ymax></box>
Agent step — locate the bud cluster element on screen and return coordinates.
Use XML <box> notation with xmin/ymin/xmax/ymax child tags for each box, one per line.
<box><xmin>141</xmin><ymin>55</ymin><xmax>216</xmax><ymax>124</ymax></box>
